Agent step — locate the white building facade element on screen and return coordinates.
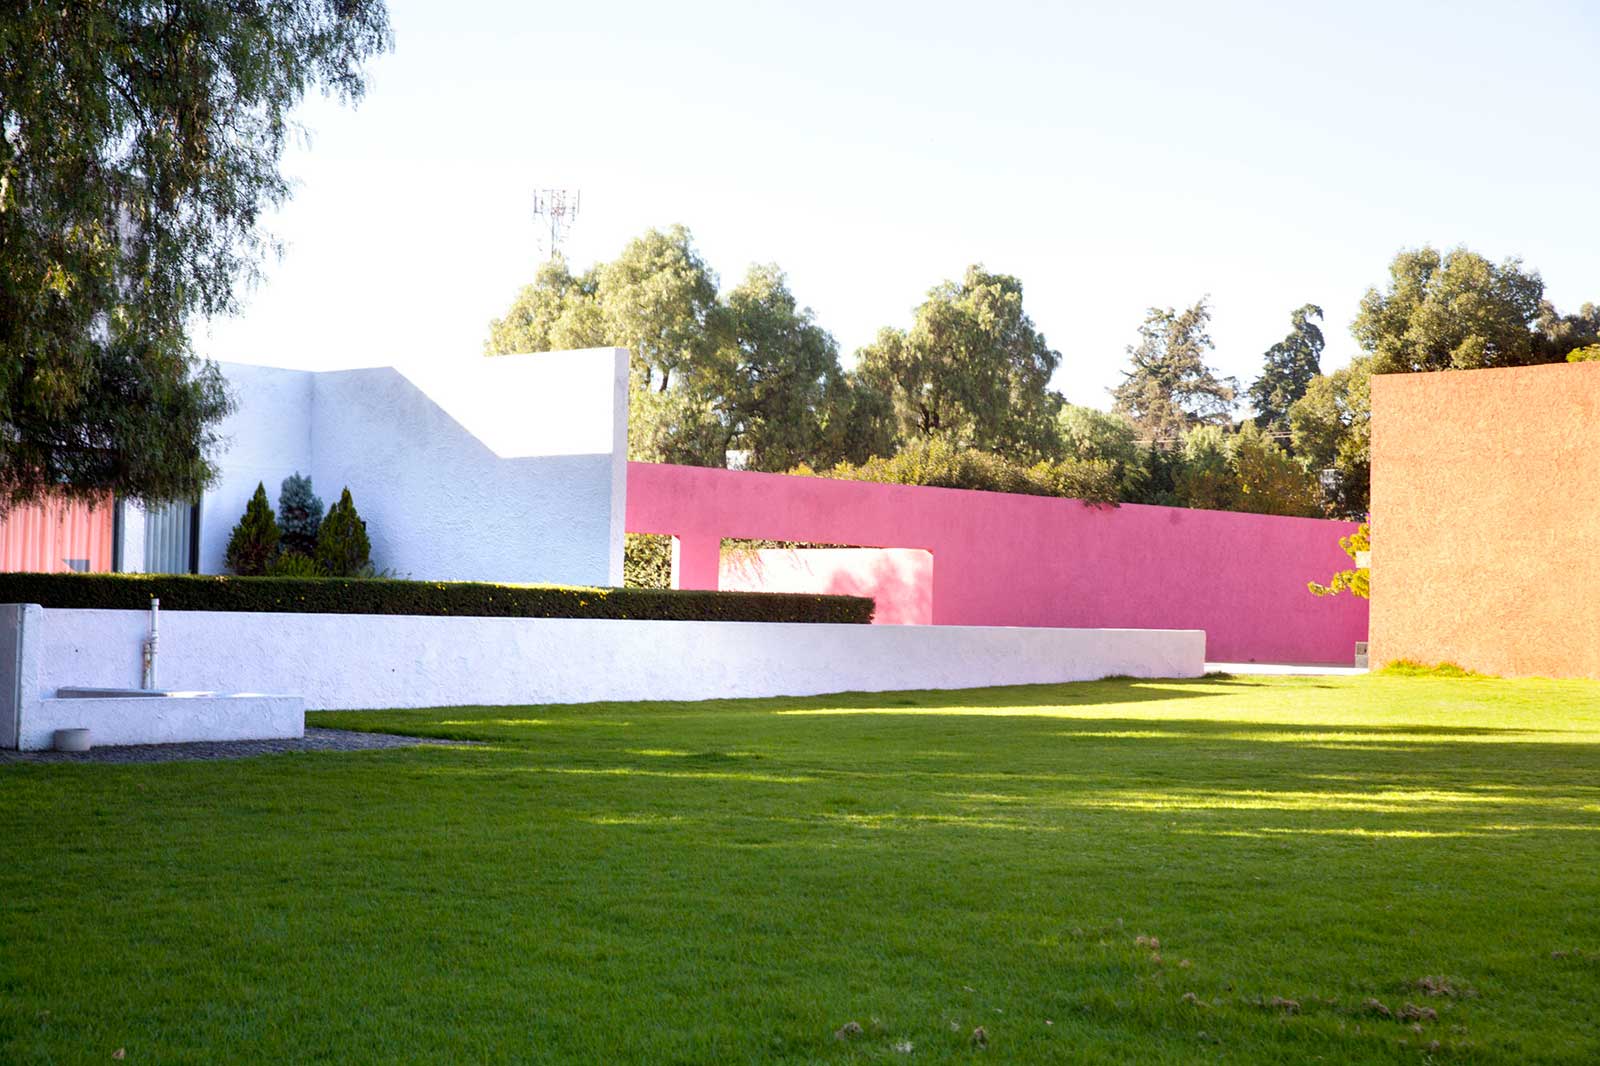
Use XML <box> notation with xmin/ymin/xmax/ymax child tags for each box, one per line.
<box><xmin>115</xmin><ymin>348</ymin><xmax>630</xmax><ymax>587</ymax></box>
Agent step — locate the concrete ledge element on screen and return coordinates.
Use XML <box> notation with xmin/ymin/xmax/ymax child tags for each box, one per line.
<box><xmin>25</xmin><ymin>607</ymin><xmax>1205</xmax><ymax>713</ymax></box>
<box><xmin>20</xmin><ymin>693</ymin><xmax>304</xmax><ymax>751</ymax></box>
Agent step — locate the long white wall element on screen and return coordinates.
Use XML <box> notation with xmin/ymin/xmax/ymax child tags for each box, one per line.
<box><xmin>26</xmin><ymin>607</ymin><xmax>1206</xmax><ymax>712</ymax></box>
<box><xmin>197</xmin><ymin>348</ymin><xmax>628</xmax><ymax>586</ymax></box>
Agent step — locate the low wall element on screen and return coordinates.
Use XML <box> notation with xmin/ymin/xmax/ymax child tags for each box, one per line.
<box><xmin>9</xmin><ymin>607</ymin><xmax>1205</xmax><ymax>726</ymax></box>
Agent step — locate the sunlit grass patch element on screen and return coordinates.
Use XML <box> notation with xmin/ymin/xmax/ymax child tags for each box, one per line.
<box><xmin>4</xmin><ymin>672</ymin><xmax>1600</xmax><ymax>1063</ymax></box>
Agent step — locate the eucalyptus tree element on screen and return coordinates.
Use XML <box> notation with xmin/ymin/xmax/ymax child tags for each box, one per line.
<box><xmin>0</xmin><ymin>0</ymin><xmax>391</xmax><ymax>505</ymax></box>
<box><xmin>854</xmin><ymin>266</ymin><xmax>1063</xmax><ymax>460</ymax></box>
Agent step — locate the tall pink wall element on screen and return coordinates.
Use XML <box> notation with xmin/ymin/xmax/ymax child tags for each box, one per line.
<box><xmin>628</xmin><ymin>462</ymin><xmax>1368</xmax><ymax>664</ymax></box>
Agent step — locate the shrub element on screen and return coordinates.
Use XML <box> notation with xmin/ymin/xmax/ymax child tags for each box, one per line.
<box><xmin>316</xmin><ymin>487</ymin><xmax>372</xmax><ymax>578</ymax></box>
<box><xmin>0</xmin><ymin>572</ymin><xmax>874</xmax><ymax>624</ymax></box>
<box><xmin>624</xmin><ymin>533</ymin><xmax>673</xmax><ymax>589</ymax></box>
<box><xmin>224</xmin><ymin>483</ymin><xmax>280</xmax><ymax>576</ymax></box>
<box><xmin>277</xmin><ymin>473</ymin><xmax>324</xmax><ymax>556</ymax></box>
<box><xmin>267</xmin><ymin>552</ymin><xmax>326</xmax><ymax>578</ymax></box>
<box><xmin>810</xmin><ymin>435</ymin><xmax>1119</xmax><ymax>504</ymax></box>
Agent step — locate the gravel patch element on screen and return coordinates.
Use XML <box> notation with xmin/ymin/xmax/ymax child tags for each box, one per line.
<box><xmin>0</xmin><ymin>727</ymin><xmax>477</xmax><ymax>765</ymax></box>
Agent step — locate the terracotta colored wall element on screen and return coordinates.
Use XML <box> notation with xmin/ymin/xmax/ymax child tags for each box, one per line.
<box><xmin>719</xmin><ymin>548</ymin><xmax>934</xmax><ymax>625</ymax></box>
<box><xmin>1370</xmin><ymin>362</ymin><xmax>1600</xmax><ymax>678</ymax></box>
<box><xmin>0</xmin><ymin>495</ymin><xmax>114</xmax><ymax>573</ymax></box>
<box><xmin>628</xmin><ymin>462</ymin><xmax>1368</xmax><ymax>664</ymax></box>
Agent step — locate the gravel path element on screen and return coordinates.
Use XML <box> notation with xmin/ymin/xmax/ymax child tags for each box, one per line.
<box><xmin>0</xmin><ymin>727</ymin><xmax>477</xmax><ymax>765</ymax></box>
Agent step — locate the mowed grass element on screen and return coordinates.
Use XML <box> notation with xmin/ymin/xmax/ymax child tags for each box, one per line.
<box><xmin>4</xmin><ymin>674</ymin><xmax>1600</xmax><ymax>1064</ymax></box>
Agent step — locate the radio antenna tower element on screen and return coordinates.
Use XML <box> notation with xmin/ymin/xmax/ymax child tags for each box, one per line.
<box><xmin>531</xmin><ymin>188</ymin><xmax>581</xmax><ymax>261</ymax></box>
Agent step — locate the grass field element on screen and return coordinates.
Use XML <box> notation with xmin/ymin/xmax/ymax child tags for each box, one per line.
<box><xmin>4</xmin><ymin>672</ymin><xmax>1600</xmax><ymax>1063</ymax></box>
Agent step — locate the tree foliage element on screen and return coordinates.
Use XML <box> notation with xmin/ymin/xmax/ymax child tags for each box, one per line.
<box><xmin>224</xmin><ymin>482</ymin><xmax>279</xmax><ymax>576</ymax></box>
<box><xmin>1111</xmin><ymin>300</ymin><xmax>1237</xmax><ymax>445</ymax></box>
<box><xmin>1288</xmin><ymin>356</ymin><xmax>1371</xmax><ymax>519</ymax></box>
<box><xmin>0</xmin><ymin>0</ymin><xmax>390</xmax><ymax>505</ymax></box>
<box><xmin>1309</xmin><ymin>522</ymin><xmax>1370</xmax><ymax>599</ymax></box>
<box><xmin>1353</xmin><ymin>247</ymin><xmax>1550</xmax><ymax>374</ymax></box>
<box><xmin>315</xmin><ymin>487</ymin><xmax>371</xmax><ymax>578</ymax></box>
<box><xmin>853</xmin><ymin>266</ymin><xmax>1063</xmax><ymax>459</ymax></box>
<box><xmin>277</xmin><ymin>472</ymin><xmax>324</xmax><ymax>557</ymax></box>
<box><xmin>806</xmin><ymin>434</ymin><xmax>1119</xmax><ymax>504</ymax></box>
<box><xmin>1248</xmin><ymin>304</ymin><xmax>1324</xmax><ymax>435</ymax></box>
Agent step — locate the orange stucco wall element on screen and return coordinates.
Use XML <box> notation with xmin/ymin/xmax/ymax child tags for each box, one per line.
<box><xmin>1369</xmin><ymin>362</ymin><xmax>1600</xmax><ymax>678</ymax></box>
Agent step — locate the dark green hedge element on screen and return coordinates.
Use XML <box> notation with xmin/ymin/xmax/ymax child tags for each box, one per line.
<box><xmin>0</xmin><ymin>573</ymin><xmax>874</xmax><ymax>624</ymax></box>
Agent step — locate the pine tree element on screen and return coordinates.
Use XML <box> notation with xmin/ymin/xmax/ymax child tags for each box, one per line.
<box><xmin>277</xmin><ymin>472</ymin><xmax>325</xmax><ymax>557</ymax></box>
<box><xmin>1248</xmin><ymin>305</ymin><xmax>1324</xmax><ymax>436</ymax></box>
<box><xmin>315</xmin><ymin>488</ymin><xmax>372</xmax><ymax>578</ymax></box>
<box><xmin>224</xmin><ymin>483</ymin><xmax>280</xmax><ymax>576</ymax></box>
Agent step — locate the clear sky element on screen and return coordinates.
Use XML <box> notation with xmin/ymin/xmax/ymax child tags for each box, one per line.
<box><xmin>198</xmin><ymin>0</ymin><xmax>1600</xmax><ymax>409</ymax></box>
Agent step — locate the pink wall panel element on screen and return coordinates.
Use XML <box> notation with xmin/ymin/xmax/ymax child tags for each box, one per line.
<box><xmin>720</xmin><ymin>548</ymin><xmax>934</xmax><ymax>625</ymax></box>
<box><xmin>0</xmin><ymin>495</ymin><xmax>115</xmax><ymax>573</ymax></box>
<box><xmin>628</xmin><ymin>463</ymin><xmax>1368</xmax><ymax>664</ymax></box>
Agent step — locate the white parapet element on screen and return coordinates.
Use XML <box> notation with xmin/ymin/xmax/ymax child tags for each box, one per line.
<box><xmin>13</xmin><ymin>606</ymin><xmax>1205</xmax><ymax>722</ymax></box>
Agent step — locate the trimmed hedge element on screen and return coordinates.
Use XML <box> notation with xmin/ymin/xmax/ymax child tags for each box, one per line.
<box><xmin>0</xmin><ymin>573</ymin><xmax>875</xmax><ymax>625</ymax></box>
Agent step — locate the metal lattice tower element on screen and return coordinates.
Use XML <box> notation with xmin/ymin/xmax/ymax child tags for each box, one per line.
<box><xmin>531</xmin><ymin>188</ymin><xmax>581</xmax><ymax>260</ymax></box>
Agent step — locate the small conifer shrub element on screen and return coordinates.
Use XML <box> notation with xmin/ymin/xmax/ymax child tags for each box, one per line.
<box><xmin>315</xmin><ymin>487</ymin><xmax>372</xmax><ymax>578</ymax></box>
<box><xmin>224</xmin><ymin>483</ymin><xmax>280</xmax><ymax>576</ymax></box>
<box><xmin>277</xmin><ymin>472</ymin><xmax>325</xmax><ymax>556</ymax></box>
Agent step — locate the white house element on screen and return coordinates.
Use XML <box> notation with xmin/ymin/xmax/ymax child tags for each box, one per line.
<box><xmin>115</xmin><ymin>348</ymin><xmax>630</xmax><ymax>586</ymax></box>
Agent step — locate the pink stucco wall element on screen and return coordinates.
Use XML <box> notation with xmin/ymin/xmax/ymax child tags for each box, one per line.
<box><xmin>720</xmin><ymin>548</ymin><xmax>934</xmax><ymax>625</ymax></box>
<box><xmin>628</xmin><ymin>462</ymin><xmax>1369</xmax><ymax>664</ymax></box>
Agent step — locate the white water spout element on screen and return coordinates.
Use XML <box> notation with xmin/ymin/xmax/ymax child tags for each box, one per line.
<box><xmin>140</xmin><ymin>597</ymin><xmax>160</xmax><ymax>690</ymax></box>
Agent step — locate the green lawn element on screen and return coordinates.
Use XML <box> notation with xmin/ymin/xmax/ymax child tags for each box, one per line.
<box><xmin>4</xmin><ymin>673</ymin><xmax>1600</xmax><ymax>1064</ymax></box>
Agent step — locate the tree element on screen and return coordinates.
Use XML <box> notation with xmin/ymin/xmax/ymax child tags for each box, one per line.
<box><xmin>1231</xmin><ymin>422</ymin><xmax>1321</xmax><ymax>517</ymax></box>
<box><xmin>1112</xmin><ymin>299</ymin><xmax>1237</xmax><ymax>445</ymax></box>
<box><xmin>316</xmin><ymin>487</ymin><xmax>371</xmax><ymax>577</ymax></box>
<box><xmin>1569</xmin><ymin>345</ymin><xmax>1600</xmax><ymax>363</ymax></box>
<box><xmin>225</xmin><ymin>482</ymin><xmax>279</xmax><ymax>576</ymax></box>
<box><xmin>1288</xmin><ymin>357</ymin><xmax>1371</xmax><ymax>519</ymax></box>
<box><xmin>482</xmin><ymin>255</ymin><xmax>603</xmax><ymax>355</ymax></box>
<box><xmin>1309</xmin><ymin>523</ymin><xmax>1370</xmax><ymax>599</ymax></box>
<box><xmin>1056</xmin><ymin>405</ymin><xmax>1147</xmax><ymax>500</ymax></box>
<box><xmin>1173</xmin><ymin>425</ymin><xmax>1237</xmax><ymax>511</ymax></box>
<box><xmin>853</xmin><ymin>266</ymin><xmax>1064</xmax><ymax>459</ymax></box>
<box><xmin>815</xmin><ymin>434</ymin><xmax>1118</xmax><ymax>503</ymax></box>
<box><xmin>0</xmin><ymin>0</ymin><xmax>390</xmax><ymax>506</ymax></box>
<box><xmin>1352</xmin><ymin>247</ymin><xmax>1548</xmax><ymax>373</ymax></box>
<box><xmin>277</xmin><ymin>472</ymin><xmax>324</xmax><ymax>557</ymax></box>
<box><xmin>1248</xmin><ymin>304</ymin><xmax>1324</xmax><ymax>436</ymax></box>
<box><xmin>713</xmin><ymin>265</ymin><xmax>841</xmax><ymax>471</ymax></box>
<box><xmin>1538</xmin><ymin>303</ymin><xmax>1600</xmax><ymax>361</ymax></box>
<box><xmin>485</xmin><ymin>227</ymin><xmax>730</xmax><ymax>466</ymax></box>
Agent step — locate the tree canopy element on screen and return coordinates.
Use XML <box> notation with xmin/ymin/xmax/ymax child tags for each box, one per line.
<box><xmin>1111</xmin><ymin>300</ymin><xmax>1237</xmax><ymax>445</ymax></box>
<box><xmin>1248</xmin><ymin>304</ymin><xmax>1324</xmax><ymax>435</ymax></box>
<box><xmin>1</xmin><ymin>0</ymin><xmax>391</xmax><ymax>505</ymax></box>
<box><xmin>1353</xmin><ymin>247</ymin><xmax>1548</xmax><ymax>374</ymax></box>
<box><xmin>853</xmin><ymin>266</ymin><xmax>1063</xmax><ymax>460</ymax></box>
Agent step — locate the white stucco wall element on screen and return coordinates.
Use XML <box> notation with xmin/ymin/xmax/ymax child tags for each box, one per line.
<box><xmin>26</xmin><ymin>606</ymin><xmax>1206</xmax><ymax>712</ymax></box>
<box><xmin>195</xmin><ymin>349</ymin><xmax>628</xmax><ymax>585</ymax></box>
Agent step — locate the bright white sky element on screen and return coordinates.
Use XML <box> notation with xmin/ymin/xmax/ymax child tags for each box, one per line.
<box><xmin>198</xmin><ymin>0</ymin><xmax>1600</xmax><ymax>409</ymax></box>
